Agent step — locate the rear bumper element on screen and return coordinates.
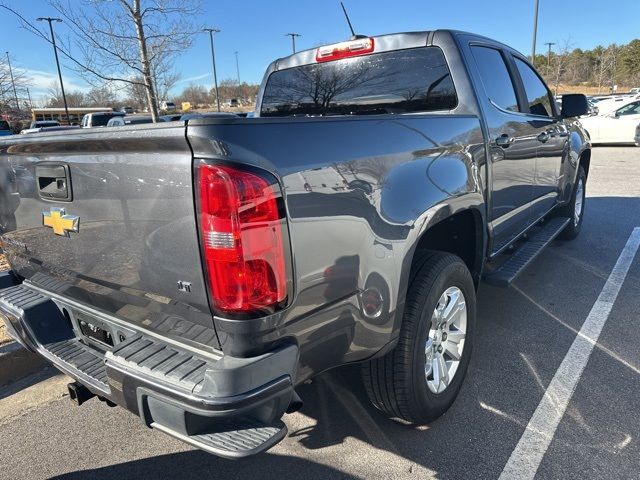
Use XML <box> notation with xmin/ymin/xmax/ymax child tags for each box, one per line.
<box><xmin>0</xmin><ymin>271</ymin><xmax>298</xmax><ymax>458</ymax></box>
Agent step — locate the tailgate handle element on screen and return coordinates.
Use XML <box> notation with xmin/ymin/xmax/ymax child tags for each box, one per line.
<box><xmin>35</xmin><ymin>164</ymin><xmax>72</xmax><ymax>201</ymax></box>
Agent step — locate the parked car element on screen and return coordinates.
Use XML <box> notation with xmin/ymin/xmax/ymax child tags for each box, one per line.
<box><xmin>160</xmin><ymin>101</ymin><xmax>176</xmax><ymax>112</ymax></box>
<box><xmin>226</xmin><ymin>98</ymin><xmax>240</xmax><ymax>107</ymax></box>
<box><xmin>579</xmin><ymin>100</ymin><xmax>640</xmax><ymax>144</ymax></box>
<box><xmin>595</xmin><ymin>95</ymin><xmax>640</xmax><ymax>114</ymax></box>
<box><xmin>635</xmin><ymin>124</ymin><xmax>640</xmax><ymax>146</ymax></box>
<box><xmin>120</xmin><ymin>106</ymin><xmax>134</xmax><ymax>114</ymax></box>
<box><xmin>29</xmin><ymin>120</ymin><xmax>60</xmax><ymax>129</ymax></box>
<box><xmin>0</xmin><ymin>120</ymin><xmax>12</xmax><ymax>137</ymax></box>
<box><xmin>0</xmin><ymin>29</ymin><xmax>590</xmax><ymax>459</ymax></box>
<box><xmin>81</xmin><ymin>111</ymin><xmax>125</xmax><ymax>128</ymax></box>
<box><xmin>106</xmin><ymin>116</ymin><xmax>158</xmax><ymax>127</ymax></box>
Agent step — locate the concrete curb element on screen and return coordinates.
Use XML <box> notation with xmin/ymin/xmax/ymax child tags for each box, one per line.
<box><xmin>0</xmin><ymin>341</ymin><xmax>48</xmax><ymax>387</ymax></box>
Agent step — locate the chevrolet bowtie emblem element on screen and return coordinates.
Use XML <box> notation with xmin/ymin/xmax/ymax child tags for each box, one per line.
<box><xmin>42</xmin><ymin>207</ymin><xmax>79</xmax><ymax>237</ymax></box>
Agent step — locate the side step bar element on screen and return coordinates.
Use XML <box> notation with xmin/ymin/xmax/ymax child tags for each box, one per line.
<box><xmin>152</xmin><ymin>419</ymin><xmax>288</xmax><ymax>459</ymax></box>
<box><xmin>483</xmin><ymin>217</ymin><xmax>570</xmax><ymax>287</ymax></box>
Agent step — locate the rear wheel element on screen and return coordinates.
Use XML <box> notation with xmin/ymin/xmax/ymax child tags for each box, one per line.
<box><xmin>362</xmin><ymin>252</ymin><xmax>476</xmax><ymax>423</ymax></box>
<box><xmin>558</xmin><ymin>165</ymin><xmax>586</xmax><ymax>240</ymax></box>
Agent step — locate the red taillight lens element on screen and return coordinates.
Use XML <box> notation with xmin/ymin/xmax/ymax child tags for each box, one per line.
<box><xmin>197</xmin><ymin>163</ymin><xmax>288</xmax><ymax>314</ymax></box>
<box><xmin>315</xmin><ymin>37</ymin><xmax>375</xmax><ymax>62</ymax></box>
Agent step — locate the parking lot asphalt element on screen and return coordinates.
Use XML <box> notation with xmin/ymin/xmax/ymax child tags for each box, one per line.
<box><xmin>1</xmin><ymin>146</ymin><xmax>639</xmax><ymax>480</ymax></box>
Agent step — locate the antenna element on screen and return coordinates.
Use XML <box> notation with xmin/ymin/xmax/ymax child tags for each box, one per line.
<box><xmin>340</xmin><ymin>1</ymin><xmax>356</xmax><ymax>38</ymax></box>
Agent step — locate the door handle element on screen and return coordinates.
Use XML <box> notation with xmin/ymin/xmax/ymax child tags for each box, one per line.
<box><xmin>496</xmin><ymin>134</ymin><xmax>514</xmax><ymax>148</ymax></box>
<box><xmin>537</xmin><ymin>132</ymin><xmax>550</xmax><ymax>143</ymax></box>
<box><xmin>35</xmin><ymin>164</ymin><xmax>72</xmax><ymax>201</ymax></box>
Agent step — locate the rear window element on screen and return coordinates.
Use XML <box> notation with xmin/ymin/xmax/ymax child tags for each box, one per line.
<box><xmin>260</xmin><ymin>46</ymin><xmax>457</xmax><ymax>117</ymax></box>
<box><xmin>91</xmin><ymin>114</ymin><xmax>115</xmax><ymax>127</ymax></box>
<box><xmin>0</xmin><ymin>121</ymin><xmax>9</xmax><ymax>130</ymax></box>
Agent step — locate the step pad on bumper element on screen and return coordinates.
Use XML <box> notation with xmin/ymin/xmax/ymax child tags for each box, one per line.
<box><xmin>484</xmin><ymin>217</ymin><xmax>570</xmax><ymax>287</ymax></box>
<box><xmin>107</xmin><ymin>335</ymin><xmax>219</xmax><ymax>394</ymax></box>
<box><xmin>152</xmin><ymin>419</ymin><xmax>288</xmax><ymax>459</ymax></box>
<box><xmin>46</xmin><ymin>338</ymin><xmax>108</xmax><ymax>387</ymax></box>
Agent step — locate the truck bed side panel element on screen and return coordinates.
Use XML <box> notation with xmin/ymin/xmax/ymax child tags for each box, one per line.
<box><xmin>187</xmin><ymin>115</ymin><xmax>485</xmax><ymax>377</ymax></box>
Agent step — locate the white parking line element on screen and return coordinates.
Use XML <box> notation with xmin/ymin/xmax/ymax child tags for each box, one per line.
<box><xmin>499</xmin><ymin>227</ymin><xmax>640</xmax><ymax>480</ymax></box>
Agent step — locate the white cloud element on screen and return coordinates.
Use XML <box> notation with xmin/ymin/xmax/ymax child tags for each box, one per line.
<box><xmin>174</xmin><ymin>72</ymin><xmax>211</xmax><ymax>85</ymax></box>
<box><xmin>22</xmin><ymin>68</ymin><xmax>90</xmax><ymax>97</ymax></box>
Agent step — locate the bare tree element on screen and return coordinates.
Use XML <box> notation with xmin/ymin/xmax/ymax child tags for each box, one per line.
<box><xmin>85</xmin><ymin>86</ymin><xmax>118</xmax><ymax>106</ymax></box>
<box><xmin>0</xmin><ymin>53</ymin><xmax>31</xmax><ymax>112</ymax></box>
<box><xmin>176</xmin><ymin>84</ymin><xmax>209</xmax><ymax>108</ymax></box>
<box><xmin>1</xmin><ymin>1</ymin><xmax>202</xmax><ymax>121</ymax></box>
<box><xmin>594</xmin><ymin>45</ymin><xmax>619</xmax><ymax>94</ymax></box>
<box><xmin>551</xmin><ymin>38</ymin><xmax>573</xmax><ymax>96</ymax></box>
<box><xmin>47</xmin><ymin>81</ymin><xmax>86</xmax><ymax>107</ymax></box>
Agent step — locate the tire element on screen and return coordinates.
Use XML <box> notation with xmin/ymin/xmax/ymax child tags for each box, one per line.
<box><xmin>362</xmin><ymin>252</ymin><xmax>476</xmax><ymax>423</ymax></box>
<box><xmin>557</xmin><ymin>165</ymin><xmax>586</xmax><ymax>240</ymax></box>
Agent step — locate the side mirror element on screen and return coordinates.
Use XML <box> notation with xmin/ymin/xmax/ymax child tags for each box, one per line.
<box><xmin>561</xmin><ymin>94</ymin><xmax>589</xmax><ymax>118</ymax></box>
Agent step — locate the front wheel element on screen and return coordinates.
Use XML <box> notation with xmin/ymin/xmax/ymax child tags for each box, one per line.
<box><xmin>362</xmin><ymin>252</ymin><xmax>476</xmax><ymax>423</ymax></box>
<box><xmin>558</xmin><ymin>165</ymin><xmax>586</xmax><ymax>240</ymax></box>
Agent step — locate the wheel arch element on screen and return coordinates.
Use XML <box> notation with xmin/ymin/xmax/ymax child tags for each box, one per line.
<box><xmin>381</xmin><ymin>202</ymin><xmax>486</xmax><ymax>357</ymax></box>
<box><xmin>579</xmin><ymin>148</ymin><xmax>591</xmax><ymax>179</ymax></box>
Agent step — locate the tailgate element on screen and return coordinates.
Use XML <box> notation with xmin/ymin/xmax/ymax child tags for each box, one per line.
<box><xmin>0</xmin><ymin>124</ymin><xmax>220</xmax><ymax>350</ymax></box>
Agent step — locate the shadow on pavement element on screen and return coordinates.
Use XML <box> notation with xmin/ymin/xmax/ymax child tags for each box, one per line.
<box><xmin>0</xmin><ymin>366</ymin><xmax>58</xmax><ymax>401</ymax></box>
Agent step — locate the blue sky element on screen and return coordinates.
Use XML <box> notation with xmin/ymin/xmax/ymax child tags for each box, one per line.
<box><xmin>1</xmin><ymin>0</ymin><xmax>638</xmax><ymax>102</ymax></box>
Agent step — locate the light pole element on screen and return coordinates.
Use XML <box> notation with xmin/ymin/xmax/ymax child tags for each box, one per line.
<box><xmin>203</xmin><ymin>27</ymin><xmax>221</xmax><ymax>112</ymax></box>
<box><xmin>544</xmin><ymin>42</ymin><xmax>555</xmax><ymax>76</ymax></box>
<box><xmin>234</xmin><ymin>51</ymin><xmax>240</xmax><ymax>85</ymax></box>
<box><xmin>531</xmin><ymin>0</ymin><xmax>539</xmax><ymax>63</ymax></box>
<box><xmin>5</xmin><ymin>52</ymin><xmax>20</xmax><ymax>111</ymax></box>
<box><xmin>37</xmin><ymin>17</ymin><xmax>69</xmax><ymax>124</ymax></box>
<box><xmin>285</xmin><ymin>33</ymin><xmax>301</xmax><ymax>54</ymax></box>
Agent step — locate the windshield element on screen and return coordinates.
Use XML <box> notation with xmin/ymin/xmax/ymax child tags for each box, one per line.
<box><xmin>261</xmin><ymin>46</ymin><xmax>457</xmax><ymax>117</ymax></box>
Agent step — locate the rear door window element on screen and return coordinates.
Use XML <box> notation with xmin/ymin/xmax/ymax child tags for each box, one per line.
<box><xmin>514</xmin><ymin>57</ymin><xmax>555</xmax><ymax>117</ymax></box>
<box><xmin>470</xmin><ymin>46</ymin><xmax>519</xmax><ymax>113</ymax></box>
<box><xmin>261</xmin><ymin>47</ymin><xmax>457</xmax><ymax>117</ymax></box>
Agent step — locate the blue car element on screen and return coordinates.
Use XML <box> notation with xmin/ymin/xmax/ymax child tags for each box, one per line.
<box><xmin>0</xmin><ymin>120</ymin><xmax>12</xmax><ymax>137</ymax></box>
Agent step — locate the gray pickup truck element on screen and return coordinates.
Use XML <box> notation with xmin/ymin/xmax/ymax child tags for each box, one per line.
<box><xmin>0</xmin><ymin>30</ymin><xmax>590</xmax><ymax>458</ymax></box>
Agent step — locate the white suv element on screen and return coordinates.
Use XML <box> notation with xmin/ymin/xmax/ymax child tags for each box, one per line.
<box><xmin>160</xmin><ymin>101</ymin><xmax>176</xmax><ymax>112</ymax></box>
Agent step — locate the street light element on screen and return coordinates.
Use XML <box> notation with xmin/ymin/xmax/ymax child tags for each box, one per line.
<box><xmin>203</xmin><ymin>27</ymin><xmax>221</xmax><ymax>112</ymax></box>
<box><xmin>545</xmin><ymin>42</ymin><xmax>556</xmax><ymax>76</ymax></box>
<box><xmin>234</xmin><ymin>51</ymin><xmax>240</xmax><ymax>85</ymax></box>
<box><xmin>285</xmin><ymin>33</ymin><xmax>301</xmax><ymax>54</ymax></box>
<box><xmin>37</xmin><ymin>17</ymin><xmax>69</xmax><ymax>124</ymax></box>
<box><xmin>5</xmin><ymin>52</ymin><xmax>20</xmax><ymax>111</ymax></box>
<box><xmin>530</xmin><ymin>0</ymin><xmax>539</xmax><ymax>62</ymax></box>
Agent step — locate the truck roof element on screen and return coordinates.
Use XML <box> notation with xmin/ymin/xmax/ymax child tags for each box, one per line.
<box><xmin>268</xmin><ymin>30</ymin><xmax>523</xmax><ymax>73</ymax></box>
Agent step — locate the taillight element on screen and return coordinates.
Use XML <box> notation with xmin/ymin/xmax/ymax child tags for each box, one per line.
<box><xmin>315</xmin><ymin>37</ymin><xmax>375</xmax><ymax>62</ymax></box>
<box><xmin>196</xmin><ymin>162</ymin><xmax>289</xmax><ymax>314</ymax></box>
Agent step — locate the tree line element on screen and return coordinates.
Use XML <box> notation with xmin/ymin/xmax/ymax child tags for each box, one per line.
<box><xmin>534</xmin><ymin>39</ymin><xmax>640</xmax><ymax>94</ymax></box>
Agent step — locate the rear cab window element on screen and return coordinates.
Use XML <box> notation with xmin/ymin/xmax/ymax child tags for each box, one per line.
<box><xmin>260</xmin><ymin>46</ymin><xmax>457</xmax><ymax>117</ymax></box>
<box><xmin>0</xmin><ymin>120</ymin><xmax>10</xmax><ymax>130</ymax></box>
